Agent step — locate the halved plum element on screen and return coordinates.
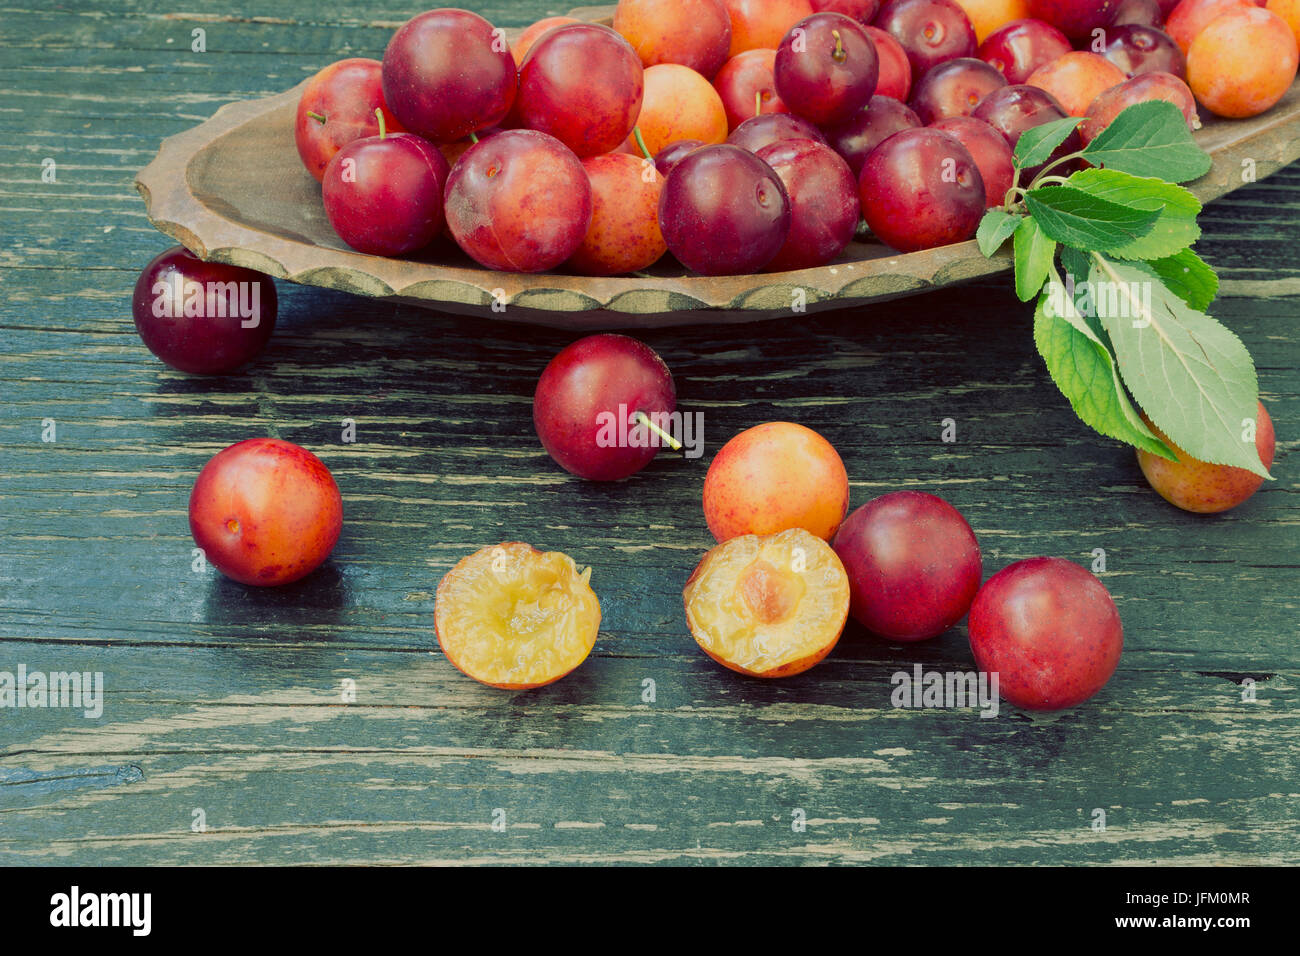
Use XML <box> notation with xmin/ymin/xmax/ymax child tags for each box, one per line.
<box><xmin>684</xmin><ymin>528</ymin><xmax>850</xmax><ymax>678</ymax></box>
<box><xmin>435</xmin><ymin>542</ymin><xmax>602</xmax><ymax>689</ymax></box>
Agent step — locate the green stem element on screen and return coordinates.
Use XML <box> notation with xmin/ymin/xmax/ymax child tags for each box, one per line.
<box><xmin>632</xmin><ymin>125</ymin><xmax>653</xmax><ymax>162</ymax></box>
<box><xmin>832</xmin><ymin>29</ymin><xmax>845</xmax><ymax>62</ymax></box>
<box><xmin>633</xmin><ymin>411</ymin><xmax>683</xmax><ymax>453</ymax></box>
<box><xmin>374</xmin><ymin>107</ymin><xmax>386</xmax><ymax>140</ymax></box>
<box><xmin>307</xmin><ymin>110</ymin><xmax>326</xmax><ymax>125</ymax></box>
<box><xmin>1026</xmin><ymin>149</ymin><xmax>1086</xmax><ymax>189</ymax></box>
<box><xmin>469</xmin><ymin>131</ymin><xmax>479</xmax><ymax>144</ymax></box>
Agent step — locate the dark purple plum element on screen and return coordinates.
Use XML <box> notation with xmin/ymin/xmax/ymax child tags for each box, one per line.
<box><xmin>1027</xmin><ymin>0</ymin><xmax>1122</xmax><ymax>39</ymax></box>
<box><xmin>971</xmin><ymin>83</ymin><xmax>1081</xmax><ymax>180</ymax></box>
<box><xmin>132</xmin><ymin>247</ymin><xmax>277</xmax><ymax>374</ymax></box>
<box><xmin>658</xmin><ymin>144</ymin><xmax>791</xmax><ymax>275</ymax></box>
<box><xmin>654</xmin><ymin>139</ymin><xmax>707</xmax><ymax>177</ymax></box>
<box><xmin>875</xmin><ymin>0</ymin><xmax>978</xmax><ymax>84</ymax></box>
<box><xmin>822</xmin><ymin>94</ymin><xmax>922</xmax><ymax>177</ymax></box>
<box><xmin>773</xmin><ymin>12</ymin><xmax>879</xmax><ymax>126</ymax></box>
<box><xmin>1100</xmin><ymin>24</ymin><xmax>1186</xmax><ymax>79</ymax></box>
<box><xmin>727</xmin><ymin>112</ymin><xmax>828</xmax><ymax>152</ymax></box>
<box><xmin>908</xmin><ymin>57</ymin><xmax>1007</xmax><ymax>123</ymax></box>
<box><xmin>756</xmin><ymin>137</ymin><xmax>861</xmax><ymax>270</ymax></box>
<box><xmin>858</xmin><ymin>127</ymin><xmax>984</xmax><ymax>251</ymax></box>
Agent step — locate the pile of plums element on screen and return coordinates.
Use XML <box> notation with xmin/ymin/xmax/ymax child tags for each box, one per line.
<box><xmin>293</xmin><ymin>0</ymin><xmax>1299</xmax><ymax>277</ymax></box>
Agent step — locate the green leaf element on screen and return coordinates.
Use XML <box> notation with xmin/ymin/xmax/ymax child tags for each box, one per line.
<box><xmin>1024</xmin><ymin>185</ymin><xmax>1161</xmax><ymax>253</ymax></box>
<box><xmin>1088</xmin><ymin>255</ymin><xmax>1267</xmax><ymax>477</ymax></box>
<box><xmin>1013</xmin><ymin>217</ymin><xmax>1055</xmax><ymax>302</ymax></box>
<box><xmin>1134</xmin><ymin>248</ymin><xmax>1218</xmax><ymax>311</ymax></box>
<box><xmin>1015</xmin><ymin>116</ymin><xmax>1084</xmax><ymax>170</ymax></box>
<box><xmin>1081</xmin><ymin>101</ymin><xmax>1212</xmax><ymax>183</ymax></box>
<box><xmin>1033</xmin><ymin>272</ymin><xmax>1175</xmax><ymax>459</ymax></box>
<box><xmin>1064</xmin><ymin>167</ymin><xmax>1200</xmax><ymax>260</ymax></box>
<box><xmin>1059</xmin><ymin>246</ymin><xmax>1092</xmax><ymax>288</ymax></box>
<box><xmin>977</xmin><ymin>209</ymin><xmax>1021</xmax><ymax>257</ymax></box>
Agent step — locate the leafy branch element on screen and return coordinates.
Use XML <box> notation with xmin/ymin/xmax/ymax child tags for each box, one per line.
<box><xmin>977</xmin><ymin>100</ymin><xmax>1270</xmax><ymax>478</ymax></box>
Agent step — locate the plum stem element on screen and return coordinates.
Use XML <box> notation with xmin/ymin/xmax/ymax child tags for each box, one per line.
<box><xmin>755</xmin><ymin>90</ymin><xmax>762</xmax><ymax>118</ymax></box>
<box><xmin>632</xmin><ymin>126</ymin><xmax>653</xmax><ymax>161</ymax></box>
<box><xmin>832</xmin><ymin>29</ymin><xmax>845</xmax><ymax>62</ymax></box>
<box><xmin>469</xmin><ymin>131</ymin><xmax>480</xmax><ymax>144</ymax></box>
<box><xmin>307</xmin><ymin>110</ymin><xmax>327</xmax><ymax>125</ymax></box>
<box><xmin>374</xmin><ymin>107</ymin><xmax>387</xmax><ymax>140</ymax></box>
<box><xmin>1025</xmin><ymin>149</ymin><xmax>1086</xmax><ymax>190</ymax></box>
<box><xmin>633</xmin><ymin>410</ymin><xmax>684</xmax><ymax>454</ymax></box>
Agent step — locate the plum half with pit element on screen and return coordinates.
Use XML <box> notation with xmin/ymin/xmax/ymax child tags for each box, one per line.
<box><xmin>658</xmin><ymin>143</ymin><xmax>791</xmax><ymax>275</ymax></box>
<box><xmin>516</xmin><ymin>23</ymin><xmax>645</xmax><ymax>157</ymax></box>
<box><xmin>322</xmin><ymin>116</ymin><xmax>450</xmax><ymax>257</ymax></box>
<box><xmin>132</xmin><ymin>246</ymin><xmax>277</xmax><ymax>375</ymax></box>
<box><xmin>858</xmin><ymin>127</ymin><xmax>985</xmax><ymax>251</ymax></box>
<box><xmin>533</xmin><ymin>334</ymin><xmax>677</xmax><ymax>481</ymax></box>
<box><xmin>444</xmin><ymin>129</ymin><xmax>593</xmax><ymax>273</ymax></box>
<box><xmin>381</xmin><ymin>9</ymin><xmax>517</xmax><ymax>143</ymax></box>
<box><xmin>684</xmin><ymin>528</ymin><xmax>851</xmax><ymax>678</ymax></box>
<box><xmin>773</xmin><ymin>11</ymin><xmax>880</xmax><ymax>125</ymax></box>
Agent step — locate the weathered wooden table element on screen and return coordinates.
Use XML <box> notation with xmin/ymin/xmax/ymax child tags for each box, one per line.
<box><xmin>2</xmin><ymin>1</ymin><xmax>1297</xmax><ymax>865</ymax></box>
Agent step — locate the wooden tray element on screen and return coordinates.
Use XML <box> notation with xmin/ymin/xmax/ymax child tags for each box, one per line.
<box><xmin>134</xmin><ymin>6</ymin><xmax>1300</xmax><ymax>328</ymax></box>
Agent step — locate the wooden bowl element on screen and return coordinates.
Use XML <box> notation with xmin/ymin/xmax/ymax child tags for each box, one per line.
<box><xmin>134</xmin><ymin>5</ymin><xmax>1300</xmax><ymax>329</ymax></box>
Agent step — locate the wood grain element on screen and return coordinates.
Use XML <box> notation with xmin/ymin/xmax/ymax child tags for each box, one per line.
<box><xmin>1</xmin><ymin>0</ymin><xmax>1297</xmax><ymax>866</ymax></box>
